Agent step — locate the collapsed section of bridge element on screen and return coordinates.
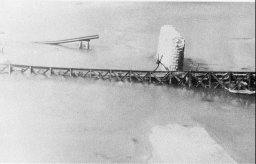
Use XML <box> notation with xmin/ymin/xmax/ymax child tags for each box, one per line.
<box><xmin>35</xmin><ymin>35</ymin><xmax>99</xmax><ymax>49</ymax></box>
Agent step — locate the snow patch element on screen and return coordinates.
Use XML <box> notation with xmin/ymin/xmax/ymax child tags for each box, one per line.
<box><xmin>149</xmin><ymin>123</ymin><xmax>237</xmax><ymax>163</ymax></box>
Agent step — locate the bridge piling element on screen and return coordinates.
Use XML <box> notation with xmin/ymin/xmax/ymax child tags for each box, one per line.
<box><xmin>79</xmin><ymin>41</ymin><xmax>83</xmax><ymax>49</ymax></box>
<box><xmin>86</xmin><ymin>41</ymin><xmax>90</xmax><ymax>49</ymax></box>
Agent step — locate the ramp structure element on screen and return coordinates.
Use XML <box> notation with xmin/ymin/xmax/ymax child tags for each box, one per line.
<box><xmin>35</xmin><ymin>35</ymin><xmax>99</xmax><ymax>49</ymax></box>
<box><xmin>0</xmin><ymin>63</ymin><xmax>255</xmax><ymax>94</ymax></box>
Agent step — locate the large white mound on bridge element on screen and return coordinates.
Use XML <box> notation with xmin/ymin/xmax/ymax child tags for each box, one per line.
<box><xmin>156</xmin><ymin>25</ymin><xmax>185</xmax><ymax>71</ymax></box>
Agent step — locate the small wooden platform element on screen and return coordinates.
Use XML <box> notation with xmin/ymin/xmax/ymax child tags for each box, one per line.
<box><xmin>0</xmin><ymin>64</ymin><xmax>255</xmax><ymax>93</ymax></box>
<box><xmin>35</xmin><ymin>35</ymin><xmax>99</xmax><ymax>49</ymax></box>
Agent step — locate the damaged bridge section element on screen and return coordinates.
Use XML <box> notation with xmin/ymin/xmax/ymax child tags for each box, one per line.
<box><xmin>34</xmin><ymin>35</ymin><xmax>99</xmax><ymax>49</ymax></box>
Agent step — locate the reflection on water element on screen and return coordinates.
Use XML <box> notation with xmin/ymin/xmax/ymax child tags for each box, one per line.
<box><xmin>184</xmin><ymin>88</ymin><xmax>255</xmax><ymax>107</ymax></box>
<box><xmin>0</xmin><ymin>76</ymin><xmax>255</xmax><ymax>162</ymax></box>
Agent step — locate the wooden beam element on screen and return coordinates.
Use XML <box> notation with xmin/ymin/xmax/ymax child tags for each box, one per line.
<box><xmin>120</xmin><ymin>72</ymin><xmax>129</xmax><ymax>81</ymax></box>
<box><xmin>211</xmin><ymin>73</ymin><xmax>227</xmax><ymax>89</ymax></box>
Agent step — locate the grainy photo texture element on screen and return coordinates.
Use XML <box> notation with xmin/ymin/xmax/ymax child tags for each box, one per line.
<box><xmin>0</xmin><ymin>0</ymin><xmax>255</xmax><ymax>163</ymax></box>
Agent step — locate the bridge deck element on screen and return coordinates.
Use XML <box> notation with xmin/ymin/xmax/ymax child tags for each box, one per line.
<box><xmin>0</xmin><ymin>64</ymin><xmax>255</xmax><ymax>93</ymax></box>
<box><xmin>35</xmin><ymin>35</ymin><xmax>99</xmax><ymax>44</ymax></box>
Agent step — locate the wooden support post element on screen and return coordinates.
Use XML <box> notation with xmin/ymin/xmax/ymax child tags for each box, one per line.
<box><xmin>169</xmin><ymin>73</ymin><xmax>172</xmax><ymax>85</ymax></box>
<box><xmin>79</xmin><ymin>41</ymin><xmax>83</xmax><ymax>49</ymax></box>
<box><xmin>29</xmin><ymin>66</ymin><xmax>33</xmax><ymax>75</ymax></box>
<box><xmin>208</xmin><ymin>72</ymin><xmax>212</xmax><ymax>88</ymax></box>
<box><xmin>89</xmin><ymin>69</ymin><xmax>92</xmax><ymax>78</ymax></box>
<box><xmin>86</xmin><ymin>40</ymin><xmax>90</xmax><ymax>49</ymax></box>
<box><xmin>149</xmin><ymin>72</ymin><xmax>152</xmax><ymax>83</ymax></box>
<box><xmin>129</xmin><ymin>70</ymin><xmax>132</xmax><ymax>82</ymax></box>
<box><xmin>109</xmin><ymin>70</ymin><xmax>112</xmax><ymax>81</ymax></box>
<box><xmin>188</xmin><ymin>72</ymin><xmax>192</xmax><ymax>88</ymax></box>
<box><xmin>70</xmin><ymin>68</ymin><xmax>72</xmax><ymax>77</ymax></box>
<box><xmin>247</xmin><ymin>73</ymin><xmax>251</xmax><ymax>90</ymax></box>
<box><xmin>50</xmin><ymin>68</ymin><xmax>52</xmax><ymax>76</ymax></box>
<box><xmin>8</xmin><ymin>64</ymin><xmax>12</xmax><ymax>75</ymax></box>
<box><xmin>228</xmin><ymin>72</ymin><xmax>232</xmax><ymax>89</ymax></box>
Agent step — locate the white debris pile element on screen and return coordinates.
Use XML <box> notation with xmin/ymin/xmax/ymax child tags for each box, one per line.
<box><xmin>156</xmin><ymin>25</ymin><xmax>185</xmax><ymax>71</ymax></box>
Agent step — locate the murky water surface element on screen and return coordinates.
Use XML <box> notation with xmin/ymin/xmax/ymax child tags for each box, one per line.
<box><xmin>0</xmin><ymin>1</ymin><xmax>255</xmax><ymax>163</ymax></box>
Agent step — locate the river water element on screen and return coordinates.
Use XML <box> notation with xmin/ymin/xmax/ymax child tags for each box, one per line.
<box><xmin>0</xmin><ymin>1</ymin><xmax>255</xmax><ymax>163</ymax></box>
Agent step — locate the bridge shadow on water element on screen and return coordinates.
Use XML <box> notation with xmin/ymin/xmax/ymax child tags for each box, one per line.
<box><xmin>2</xmin><ymin>70</ymin><xmax>255</xmax><ymax>109</ymax></box>
<box><xmin>174</xmin><ymin>86</ymin><xmax>255</xmax><ymax>108</ymax></box>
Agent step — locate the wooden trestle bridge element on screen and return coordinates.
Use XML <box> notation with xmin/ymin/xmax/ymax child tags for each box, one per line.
<box><xmin>0</xmin><ymin>64</ymin><xmax>255</xmax><ymax>93</ymax></box>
